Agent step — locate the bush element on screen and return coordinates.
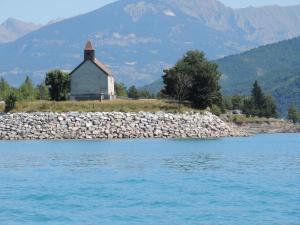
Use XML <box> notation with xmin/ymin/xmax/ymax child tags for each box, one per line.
<box><xmin>4</xmin><ymin>93</ymin><xmax>17</xmax><ymax>113</ymax></box>
<box><xmin>211</xmin><ymin>104</ymin><xmax>222</xmax><ymax>116</ymax></box>
<box><xmin>128</xmin><ymin>85</ymin><xmax>139</xmax><ymax>99</ymax></box>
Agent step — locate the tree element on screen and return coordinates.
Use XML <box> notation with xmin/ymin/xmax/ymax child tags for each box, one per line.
<box><xmin>163</xmin><ymin>50</ymin><xmax>222</xmax><ymax>109</ymax></box>
<box><xmin>251</xmin><ymin>80</ymin><xmax>265</xmax><ymax>116</ymax></box>
<box><xmin>19</xmin><ymin>76</ymin><xmax>35</xmax><ymax>101</ymax></box>
<box><xmin>115</xmin><ymin>83</ymin><xmax>128</xmax><ymax>97</ymax></box>
<box><xmin>242</xmin><ymin>81</ymin><xmax>278</xmax><ymax>118</ymax></box>
<box><xmin>163</xmin><ymin>61</ymin><xmax>192</xmax><ymax>106</ymax></box>
<box><xmin>231</xmin><ymin>95</ymin><xmax>244</xmax><ymax>110</ymax></box>
<box><xmin>288</xmin><ymin>105</ymin><xmax>300</xmax><ymax>124</ymax></box>
<box><xmin>128</xmin><ymin>85</ymin><xmax>139</xmax><ymax>99</ymax></box>
<box><xmin>222</xmin><ymin>96</ymin><xmax>233</xmax><ymax>110</ymax></box>
<box><xmin>0</xmin><ymin>77</ymin><xmax>11</xmax><ymax>100</ymax></box>
<box><xmin>138</xmin><ymin>90</ymin><xmax>153</xmax><ymax>99</ymax></box>
<box><xmin>45</xmin><ymin>70</ymin><xmax>70</xmax><ymax>101</ymax></box>
<box><xmin>262</xmin><ymin>96</ymin><xmax>277</xmax><ymax>118</ymax></box>
<box><xmin>4</xmin><ymin>93</ymin><xmax>17</xmax><ymax>113</ymax></box>
<box><xmin>36</xmin><ymin>81</ymin><xmax>49</xmax><ymax>100</ymax></box>
<box><xmin>242</xmin><ymin>97</ymin><xmax>255</xmax><ymax>117</ymax></box>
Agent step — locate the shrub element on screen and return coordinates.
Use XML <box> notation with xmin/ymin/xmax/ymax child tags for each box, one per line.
<box><xmin>211</xmin><ymin>104</ymin><xmax>222</xmax><ymax>116</ymax></box>
<box><xmin>4</xmin><ymin>93</ymin><xmax>17</xmax><ymax>113</ymax></box>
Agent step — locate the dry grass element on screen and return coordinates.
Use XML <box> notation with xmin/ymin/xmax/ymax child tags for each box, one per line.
<box><xmin>232</xmin><ymin>114</ymin><xmax>279</xmax><ymax>124</ymax></box>
<box><xmin>0</xmin><ymin>102</ymin><xmax>4</xmax><ymax>112</ymax></box>
<box><xmin>9</xmin><ymin>99</ymin><xmax>196</xmax><ymax>113</ymax></box>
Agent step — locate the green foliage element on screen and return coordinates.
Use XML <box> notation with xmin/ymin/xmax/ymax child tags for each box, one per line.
<box><xmin>248</xmin><ymin>81</ymin><xmax>277</xmax><ymax>118</ymax></box>
<box><xmin>4</xmin><ymin>93</ymin><xmax>17</xmax><ymax>113</ymax></box>
<box><xmin>262</xmin><ymin>96</ymin><xmax>278</xmax><ymax>118</ymax></box>
<box><xmin>224</xmin><ymin>81</ymin><xmax>278</xmax><ymax>118</ymax></box>
<box><xmin>128</xmin><ymin>85</ymin><xmax>139</xmax><ymax>99</ymax></box>
<box><xmin>36</xmin><ymin>81</ymin><xmax>49</xmax><ymax>100</ymax></box>
<box><xmin>163</xmin><ymin>50</ymin><xmax>222</xmax><ymax>109</ymax></box>
<box><xmin>162</xmin><ymin>60</ymin><xmax>193</xmax><ymax>105</ymax></box>
<box><xmin>18</xmin><ymin>76</ymin><xmax>36</xmax><ymax>101</ymax></box>
<box><xmin>45</xmin><ymin>70</ymin><xmax>70</xmax><ymax>101</ymax></box>
<box><xmin>251</xmin><ymin>81</ymin><xmax>265</xmax><ymax>116</ymax></box>
<box><xmin>115</xmin><ymin>83</ymin><xmax>128</xmax><ymax>97</ymax></box>
<box><xmin>0</xmin><ymin>77</ymin><xmax>11</xmax><ymax>100</ymax></box>
<box><xmin>0</xmin><ymin>76</ymin><xmax>50</xmax><ymax>104</ymax></box>
<box><xmin>217</xmin><ymin>37</ymin><xmax>300</xmax><ymax>115</ymax></box>
<box><xmin>138</xmin><ymin>90</ymin><xmax>153</xmax><ymax>99</ymax></box>
<box><xmin>288</xmin><ymin>105</ymin><xmax>300</xmax><ymax>124</ymax></box>
<box><xmin>211</xmin><ymin>104</ymin><xmax>222</xmax><ymax>116</ymax></box>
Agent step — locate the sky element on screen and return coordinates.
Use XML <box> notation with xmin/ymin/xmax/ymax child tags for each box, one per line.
<box><xmin>1</xmin><ymin>0</ymin><xmax>300</xmax><ymax>24</ymax></box>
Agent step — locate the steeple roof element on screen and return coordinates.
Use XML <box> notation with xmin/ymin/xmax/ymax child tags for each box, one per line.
<box><xmin>84</xmin><ymin>40</ymin><xmax>94</xmax><ymax>50</ymax></box>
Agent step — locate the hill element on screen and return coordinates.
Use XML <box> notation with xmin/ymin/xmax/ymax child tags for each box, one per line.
<box><xmin>144</xmin><ymin>36</ymin><xmax>300</xmax><ymax>115</ymax></box>
<box><xmin>1</xmin><ymin>0</ymin><xmax>300</xmax><ymax>86</ymax></box>
<box><xmin>0</xmin><ymin>18</ymin><xmax>41</xmax><ymax>43</ymax></box>
<box><xmin>218</xmin><ymin>37</ymin><xmax>300</xmax><ymax>115</ymax></box>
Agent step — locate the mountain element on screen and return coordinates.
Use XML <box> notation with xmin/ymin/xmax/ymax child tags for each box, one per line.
<box><xmin>218</xmin><ymin>37</ymin><xmax>300</xmax><ymax>115</ymax></box>
<box><xmin>144</xmin><ymin>36</ymin><xmax>300</xmax><ymax>115</ymax></box>
<box><xmin>1</xmin><ymin>0</ymin><xmax>300</xmax><ymax>87</ymax></box>
<box><xmin>0</xmin><ymin>18</ymin><xmax>41</xmax><ymax>43</ymax></box>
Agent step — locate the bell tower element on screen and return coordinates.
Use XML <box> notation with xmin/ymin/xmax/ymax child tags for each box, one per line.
<box><xmin>84</xmin><ymin>40</ymin><xmax>95</xmax><ymax>61</ymax></box>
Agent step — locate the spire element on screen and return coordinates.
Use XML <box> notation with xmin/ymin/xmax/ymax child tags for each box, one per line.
<box><xmin>85</xmin><ymin>40</ymin><xmax>94</xmax><ymax>51</ymax></box>
<box><xmin>84</xmin><ymin>40</ymin><xmax>95</xmax><ymax>61</ymax></box>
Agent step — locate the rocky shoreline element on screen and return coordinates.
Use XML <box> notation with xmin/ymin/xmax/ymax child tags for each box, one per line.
<box><xmin>0</xmin><ymin>112</ymin><xmax>247</xmax><ymax>140</ymax></box>
<box><xmin>236</xmin><ymin>120</ymin><xmax>300</xmax><ymax>134</ymax></box>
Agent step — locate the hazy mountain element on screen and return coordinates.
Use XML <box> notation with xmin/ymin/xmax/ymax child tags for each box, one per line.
<box><xmin>144</xmin><ymin>36</ymin><xmax>300</xmax><ymax>115</ymax></box>
<box><xmin>1</xmin><ymin>0</ymin><xmax>300</xmax><ymax>86</ymax></box>
<box><xmin>0</xmin><ymin>18</ymin><xmax>41</xmax><ymax>43</ymax></box>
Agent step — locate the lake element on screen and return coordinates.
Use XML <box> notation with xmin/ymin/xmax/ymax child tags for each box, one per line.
<box><xmin>0</xmin><ymin>134</ymin><xmax>299</xmax><ymax>224</ymax></box>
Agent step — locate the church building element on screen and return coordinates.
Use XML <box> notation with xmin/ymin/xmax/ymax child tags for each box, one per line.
<box><xmin>70</xmin><ymin>41</ymin><xmax>115</xmax><ymax>100</ymax></box>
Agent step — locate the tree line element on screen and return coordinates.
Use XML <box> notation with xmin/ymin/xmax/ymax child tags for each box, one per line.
<box><xmin>0</xmin><ymin>50</ymin><xmax>299</xmax><ymax>123</ymax></box>
<box><xmin>162</xmin><ymin>50</ymin><xmax>299</xmax><ymax>123</ymax></box>
<box><xmin>223</xmin><ymin>81</ymin><xmax>277</xmax><ymax>118</ymax></box>
<box><xmin>115</xmin><ymin>83</ymin><xmax>156</xmax><ymax>99</ymax></box>
<box><xmin>0</xmin><ymin>76</ymin><xmax>49</xmax><ymax>112</ymax></box>
<box><xmin>0</xmin><ymin>70</ymin><xmax>156</xmax><ymax>112</ymax></box>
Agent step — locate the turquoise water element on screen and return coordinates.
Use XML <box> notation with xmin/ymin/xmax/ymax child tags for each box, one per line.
<box><xmin>0</xmin><ymin>134</ymin><xmax>299</xmax><ymax>225</ymax></box>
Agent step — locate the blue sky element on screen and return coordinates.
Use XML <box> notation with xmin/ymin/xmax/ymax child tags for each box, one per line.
<box><xmin>1</xmin><ymin>0</ymin><xmax>300</xmax><ymax>24</ymax></box>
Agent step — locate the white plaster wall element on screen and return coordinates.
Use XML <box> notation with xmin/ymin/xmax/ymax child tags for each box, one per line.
<box><xmin>108</xmin><ymin>76</ymin><xmax>115</xmax><ymax>96</ymax></box>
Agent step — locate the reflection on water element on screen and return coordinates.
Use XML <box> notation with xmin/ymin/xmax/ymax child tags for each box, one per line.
<box><xmin>164</xmin><ymin>154</ymin><xmax>221</xmax><ymax>172</ymax></box>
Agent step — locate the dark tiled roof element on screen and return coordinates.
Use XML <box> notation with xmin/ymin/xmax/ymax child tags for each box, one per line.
<box><xmin>70</xmin><ymin>59</ymin><xmax>113</xmax><ymax>77</ymax></box>
<box><xmin>94</xmin><ymin>59</ymin><xmax>113</xmax><ymax>76</ymax></box>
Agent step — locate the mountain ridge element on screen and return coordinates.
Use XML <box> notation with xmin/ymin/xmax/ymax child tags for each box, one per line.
<box><xmin>0</xmin><ymin>18</ymin><xmax>41</xmax><ymax>43</ymax></box>
<box><xmin>1</xmin><ymin>0</ymin><xmax>300</xmax><ymax>87</ymax></box>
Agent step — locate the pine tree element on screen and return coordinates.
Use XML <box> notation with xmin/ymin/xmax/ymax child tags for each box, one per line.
<box><xmin>251</xmin><ymin>80</ymin><xmax>265</xmax><ymax>116</ymax></box>
<box><xmin>288</xmin><ymin>105</ymin><xmax>300</xmax><ymax>124</ymax></box>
